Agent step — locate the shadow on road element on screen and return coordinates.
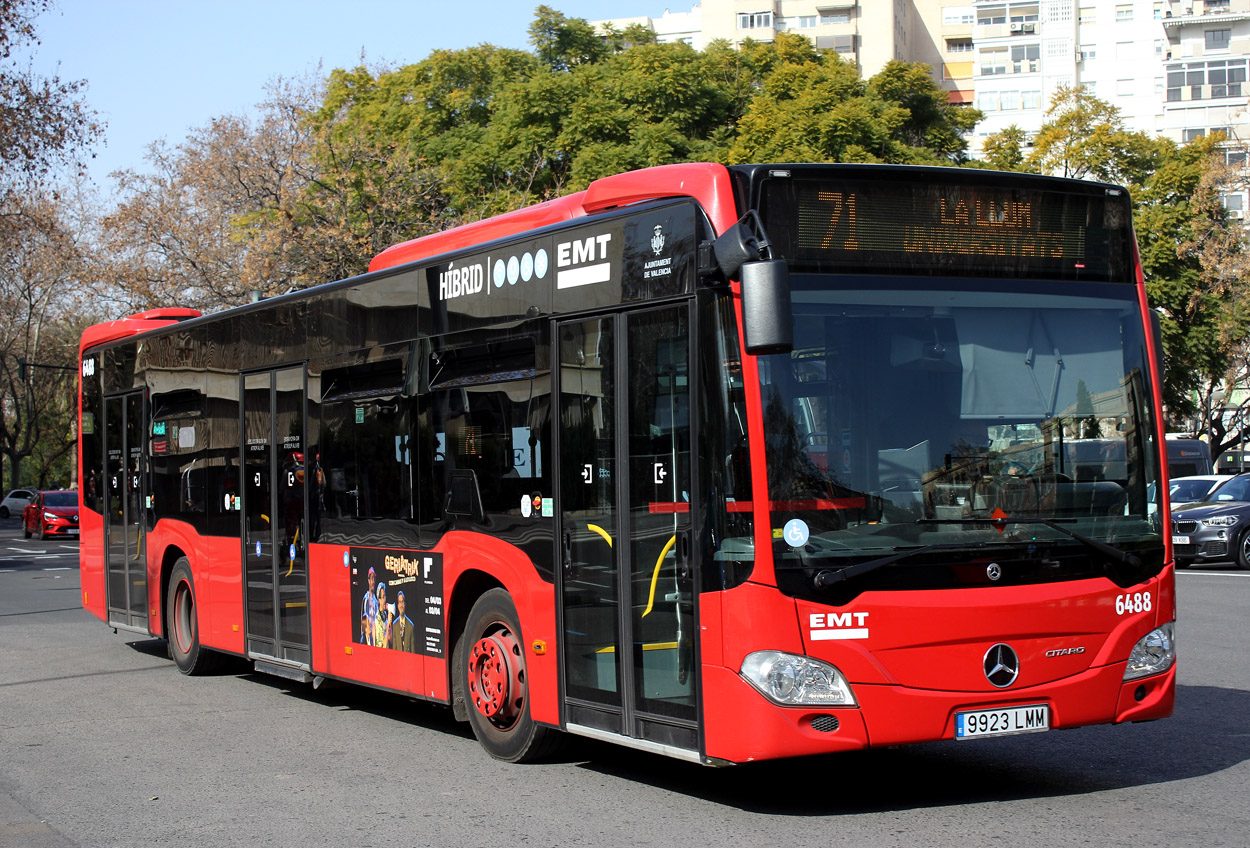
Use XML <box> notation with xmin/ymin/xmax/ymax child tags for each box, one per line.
<box><xmin>573</xmin><ymin>683</ymin><xmax>1250</xmax><ymax>813</ymax></box>
<box><xmin>121</xmin><ymin>632</ymin><xmax>1248</xmax><ymax>813</ymax></box>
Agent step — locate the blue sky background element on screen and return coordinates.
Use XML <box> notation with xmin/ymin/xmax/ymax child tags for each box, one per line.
<box><xmin>27</xmin><ymin>1</ymin><xmax>643</xmax><ymax>187</ymax></box>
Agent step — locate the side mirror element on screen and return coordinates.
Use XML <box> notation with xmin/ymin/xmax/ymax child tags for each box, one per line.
<box><xmin>712</xmin><ymin>211</ymin><xmax>793</xmax><ymax>356</ymax></box>
<box><xmin>741</xmin><ymin>260</ymin><xmax>793</xmax><ymax>355</ymax></box>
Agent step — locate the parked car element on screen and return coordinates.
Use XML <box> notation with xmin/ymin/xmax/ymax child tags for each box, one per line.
<box><xmin>22</xmin><ymin>491</ymin><xmax>80</xmax><ymax>540</ymax></box>
<box><xmin>0</xmin><ymin>488</ymin><xmax>34</xmax><ymax>518</ymax></box>
<box><xmin>1172</xmin><ymin>472</ymin><xmax>1250</xmax><ymax>569</ymax></box>
<box><xmin>1168</xmin><ymin>474</ymin><xmax>1234</xmax><ymax>508</ymax></box>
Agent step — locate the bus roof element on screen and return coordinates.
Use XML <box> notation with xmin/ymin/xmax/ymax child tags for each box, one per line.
<box><xmin>368</xmin><ymin>162</ymin><xmax>738</xmax><ymax>273</ymax></box>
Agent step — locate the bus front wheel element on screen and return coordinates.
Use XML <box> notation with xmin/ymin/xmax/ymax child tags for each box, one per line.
<box><xmin>459</xmin><ymin>588</ymin><xmax>559</xmax><ymax>763</ymax></box>
<box><xmin>167</xmin><ymin>558</ymin><xmax>220</xmax><ymax>675</ymax></box>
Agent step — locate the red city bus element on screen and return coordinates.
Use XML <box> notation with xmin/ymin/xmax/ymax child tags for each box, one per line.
<box><xmin>78</xmin><ymin>163</ymin><xmax>1176</xmax><ymax>764</ymax></box>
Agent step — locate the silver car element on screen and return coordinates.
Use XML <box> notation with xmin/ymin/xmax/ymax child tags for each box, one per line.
<box><xmin>1172</xmin><ymin>473</ymin><xmax>1250</xmax><ymax>569</ymax></box>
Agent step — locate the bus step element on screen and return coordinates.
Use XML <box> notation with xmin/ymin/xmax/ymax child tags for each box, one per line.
<box><xmin>253</xmin><ymin>659</ymin><xmax>313</xmax><ymax>683</ymax></box>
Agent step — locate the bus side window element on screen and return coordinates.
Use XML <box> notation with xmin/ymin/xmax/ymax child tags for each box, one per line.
<box><xmin>417</xmin><ymin>378</ymin><xmax>549</xmax><ymax>541</ymax></box>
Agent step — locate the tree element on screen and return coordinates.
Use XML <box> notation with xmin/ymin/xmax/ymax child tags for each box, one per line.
<box><xmin>0</xmin><ymin>190</ymin><xmax>82</xmax><ymax>489</ymax></box>
<box><xmin>0</xmin><ymin>0</ymin><xmax>102</xmax><ymax>199</ymax></box>
<box><xmin>528</xmin><ymin>5</ymin><xmax>609</xmax><ymax>72</ymax></box>
<box><xmin>1134</xmin><ymin>134</ymin><xmax>1245</xmax><ymax>429</ymax></box>
<box><xmin>93</xmin><ymin>80</ymin><xmax>319</xmax><ymax>313</ymax></box>
<box><xmin>1025</xmin><ymin>86</ymin><xmax>1159</xmax><ymax>187</ymax></box>
<box><xmin>730</xmin><ymin>46</ymin><xmax>980</xmax><ymax>165</ymax></box>
<box><xmin>979</xmin><ymin>125</ymin><xmax>1027</xmax><ymax>172</ymax></box>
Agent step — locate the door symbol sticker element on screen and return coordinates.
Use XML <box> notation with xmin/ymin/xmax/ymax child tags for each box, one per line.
<box><xmin>654</xmin><ymin>462</ymin><xmax>667</xmax><ymax>484</ymax></box>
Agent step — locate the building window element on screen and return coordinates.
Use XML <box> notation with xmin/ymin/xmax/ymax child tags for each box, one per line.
<box><xmin>944</xmin><ymin>6</ymin><xmax>975</xmax><ymax>25</ymax></box>
<box><xmin>978</xmin><ymin>91</ymin><xmax>1001</xmax><ymax>110</ymax></box>
<box><xmin>1154</xmin><ymin>3</ymin><xmax>1163</xmax><ymax>19</ymax></box>
<box><xmin>1169</xmin><ymin>60</ymin><xmax>1248</xmax><ymax>100</ymax></box>
<box><xmin>947</xmin><ymin>38</ymin><xmax>973</xmax><ymax>52</ymax></box>
<box><xmin>1000</xmin><ymin>90</ymin><xmax>1021</xmax><ymax>109</ymax></box>
<box><xmin>795</xmin><ymin>15</ymin><xmax>818</xmax><ymax>28</ymax></box>
<box><xmin>980</xmin><ymin>47</ymin><xmax>1008</xmax><ymax>75</ymax></box>
<box><xmin>1206</xmin><ymin>0</ymin><xmax>1231</xmax><ymax>11</ymax></box>
<box><xmin>978</xmin><ymin>5</ymin><xmax>1007</xmax><ymax>25</ymax></box>
<box><xmin>1009</xmin><ymin>4</ymin><xmax>1039</xmax><ymax>24</ymax></box>
<box><xmin>1079</xmin><ymin>5</ymin><xmax>1096</xmax><ymax>23</ymax></box>
<box><xmin>821</xmin><ymin>11</ymin><xmax>852</xmax><ymax>24</ymax></box>
<box><xmin>1022</xmin><ymin>90</ymin><xmax>1042</xmax><ymax>109</ymax></box>
<box><xmin>832</xmin><ymin>34</ymin><xmax>855</xmax><ymax>53</ymax></box>
<box><xmin>1115</xmin><ymin>5</ymin><xmax>1133</xmax><ymax>21</ymax></box>
<box><xmin>1117</xmin><ymin>79</ymin><xmax>1134</xmax><ymax>96</ymax></box>
<box><xmin>1081</xmin><ymin>47</ymin><xmax>1097</xmax><ymax>62</ymax></box>
<box><xmin>738</xmin><ymin>11</ymin><xmax>772</xmax><ymax>29</ymax></box>
<box><xmin>1206</xmin><ymin>29</ymin><xmax>1232</xmax><ymax>51</ymax></box>
<box><xmin>1222</xmin><ymin>193</ymin><xmax>1244</xmax><ymax>213</ymax></box>
<box><xmin>1227</xmin><ymin>150</ymin><xmax>1247</xmax><ymax>166</ymax></box>
<box><xmin>1183</xmin><ymin>128</ymin><xmax>1207</xmax><ymax>142</ymax></box>
<box><xmin>1011</xmin><ymin>43</ymin><xmax>1040</xmax><ymax>73</ymax></box>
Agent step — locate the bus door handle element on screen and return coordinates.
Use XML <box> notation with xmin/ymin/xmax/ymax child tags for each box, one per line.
<box><xmin>677</xmin><ymin>529</ymin><xmax>692</xmax><ymax>581</ymax></box>
<box><xmin>562</xmin><ymin>529</ymin><xmax>575</xmax><ymax>574</ymax></box>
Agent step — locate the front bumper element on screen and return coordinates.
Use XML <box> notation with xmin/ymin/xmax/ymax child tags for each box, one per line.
<box><xmin>701</xmin><ymin>660</ymin><xmax>1175</xmax><ymax>764</ymax></box>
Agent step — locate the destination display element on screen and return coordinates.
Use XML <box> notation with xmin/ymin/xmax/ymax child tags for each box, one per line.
<box><xmin>760</xmin><ymin>175</ymin><xmax>1136</xmax><ymax>282</ymax></box>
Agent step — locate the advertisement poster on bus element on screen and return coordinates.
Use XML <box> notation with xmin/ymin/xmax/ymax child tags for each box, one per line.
<box><xmin>350</xmin><ymin>547</ymin><xmax>444</xmax><ymax>657</ymax></box>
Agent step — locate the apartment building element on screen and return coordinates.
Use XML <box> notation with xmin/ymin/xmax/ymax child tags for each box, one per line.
<box><xmin>594</xmin><ymin>0</ymin><xmax>1250</xmax><ymax>158</ymax></box>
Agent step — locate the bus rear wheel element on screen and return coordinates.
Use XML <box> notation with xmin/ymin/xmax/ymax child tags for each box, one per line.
<box><xmin>459</xmin><ymin>588</ymin><xmax>559</xmax><ymax>763</ymax></box>
<box><xmin>167</xmin><ymin>558</ymin><xmax>220</xmax><ymax>675</ymax></box>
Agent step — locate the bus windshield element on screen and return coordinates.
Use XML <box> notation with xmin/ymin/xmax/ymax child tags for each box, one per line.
<box><xmin>758</xmin><ymin>278</ymin><xmax>1162</xmax><ymax>594</ymax></box>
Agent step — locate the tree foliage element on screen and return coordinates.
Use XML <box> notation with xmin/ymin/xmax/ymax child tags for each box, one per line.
<box><xmin>0</xmin><ymin>190</ymin><xmax>83</xmax><ymax>489</ymax></box>
<box><xmin>0</xmin><ymin>0</ymin><xmax>101</xmax><ymax>198</ymax></box>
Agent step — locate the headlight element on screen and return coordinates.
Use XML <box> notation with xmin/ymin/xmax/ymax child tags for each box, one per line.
<box><xmin>1124</xmin><ymin>623</ymin><xmax>1176</xmax><ymax>681</ymax></box>
<box><xmin>740</xmin><ymin>650</ymin><xmax>857</xmax><ymax>706</ymax></box>
<box><xmin>43</xmin><ymin>511</ymin><xmax>56</xmax><ymax>521</ymax></box>
<box><xmin>1201</xmin><ymin>515</ymin><xmax>1240</xmax><ymax>527</ymax></box>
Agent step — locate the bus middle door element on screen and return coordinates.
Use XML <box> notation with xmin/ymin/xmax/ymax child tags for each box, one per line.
<box><xmin>241</xmin><ymin>367</ymin><xmax>311</xmax><ymax>669</ymax></box>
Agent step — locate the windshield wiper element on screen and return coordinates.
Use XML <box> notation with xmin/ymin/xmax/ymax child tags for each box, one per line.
<box><xmin>915</xmin><ymin>517</ymin><xmax>1143</xmax><ymax>571</ymax></box>
<box><xmin>811</xmin><ymin>540</ymin><xmax>1007</xmax><ymax>589</ymax></box>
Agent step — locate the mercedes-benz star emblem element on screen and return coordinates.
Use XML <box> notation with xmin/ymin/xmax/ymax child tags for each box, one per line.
<box><xmin>983</xmin><ymin>643</ymin><xmax>1019</xmax><ymax>688</ymax></box>
<box><xmin>986</xmin><ymin>562</ymin><xmax>1002</xmax><ymax>581</ymax></box>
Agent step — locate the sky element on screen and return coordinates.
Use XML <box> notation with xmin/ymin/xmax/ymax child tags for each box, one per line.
<box><xmin>26</xmin><ymin>0</ymin><xmax>648</xmax><ymax>190</ymax></box>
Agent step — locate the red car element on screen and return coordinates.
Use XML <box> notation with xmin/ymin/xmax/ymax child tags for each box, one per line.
<box><xmin>23</xmin><ymin>491</ymin><xmax>80</xmax><ymax>540</ymax></box>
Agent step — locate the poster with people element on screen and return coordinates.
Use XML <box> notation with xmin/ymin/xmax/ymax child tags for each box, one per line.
<box><xmin>349</xmin><ymin>547</ymin><xmax>444</xmax><ymax>657</ymax></box>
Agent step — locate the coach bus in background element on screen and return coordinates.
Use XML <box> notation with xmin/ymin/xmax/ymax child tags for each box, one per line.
<box><xmin>1165</xmin><ymin>438</ymin><xmax>1213</xmax><ymax>478</ymax></box>
<box><xmin>78</xmin><ymin>163</ymin><xmax>1175</xmax><ymax>765</ymax></box>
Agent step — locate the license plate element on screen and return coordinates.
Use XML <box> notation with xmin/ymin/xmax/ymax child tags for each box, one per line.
<box><xmin>1172</xmin><ymin>535</ymin><xmax>1190</xmax><ymax>545</ymax></box>
<box><xmin>955</xmin><ymin>704</ymin><xmax>1049</xmax><ymax>740</ymax></box>
<box><xmin>65</xmin><ymin>528</ymin><xmax>78</xmax><ymax>535</ymax></box>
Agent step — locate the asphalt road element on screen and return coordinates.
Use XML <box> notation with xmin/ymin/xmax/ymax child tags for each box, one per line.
<box><xmin>1</xmin><ymin>518</ymin><xmax>1248</xmax><ymax>848</ymax></box>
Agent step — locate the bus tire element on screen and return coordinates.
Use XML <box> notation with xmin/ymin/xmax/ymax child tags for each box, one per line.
<box><xmin>166</xmin><ymin>558</ymin><xmax>220</xmax><ymax>675</ymax></box>
<box><xmin>460</xmin><ymin>588</ymin><xmax>560</xmax><ymax>763</ymax></box>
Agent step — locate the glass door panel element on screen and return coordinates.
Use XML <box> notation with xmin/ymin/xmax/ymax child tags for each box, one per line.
<box><xmin>243</xmin><ymin>372</ymin><xmax>274</xmax><ymax>650</ymax></box>
<box><xmin>626</xmin><ymin>308</ymin><xmax>694</xmax><ymax>722</ymax></box>
<box><xmin>559</xmin><ymin>317</ymin><xmax>620</xmax><ymax>706</ymax></box>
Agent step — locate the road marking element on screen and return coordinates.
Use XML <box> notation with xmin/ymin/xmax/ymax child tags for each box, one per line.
<box><xmin>1177</xmin><ymin>570</ymin><xmax>1250</xmax><ymax>578</ymax></box>
<box><xmin>43</xmin><ymin>567</ymin><xmax>71</xmax><ymax>571</ymax></box>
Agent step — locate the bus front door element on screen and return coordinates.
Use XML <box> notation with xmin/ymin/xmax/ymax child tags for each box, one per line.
<box><xmin>241</xmin><ymin>367</ymin><xmax>311</xmax><ymax>668</ymax></box>
<box><xmin>104</xmin><ymin>390</ymin><xmax>147</xmax><ymax>631</ymax></box>
<box><xmin>557</xmin><ymin>304</ymin><xmax>698</xmax><ymax>757</ymax></box>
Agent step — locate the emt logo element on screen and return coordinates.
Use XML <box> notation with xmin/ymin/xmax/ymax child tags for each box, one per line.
<box><xmin>809</xmin><ymin>611</ymin><xmax>869</xmax><ymax>641</ymax></box>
